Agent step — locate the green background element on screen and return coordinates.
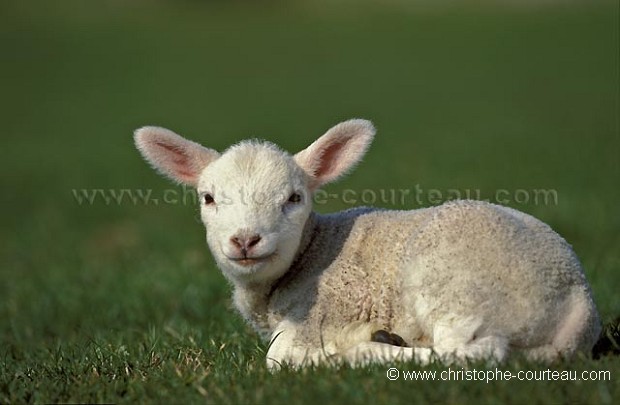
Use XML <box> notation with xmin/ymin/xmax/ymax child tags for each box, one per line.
<box><xmin>1</xmin><ymin>0</ymin><xmax>618</xmax><ymax>403</ymax></box>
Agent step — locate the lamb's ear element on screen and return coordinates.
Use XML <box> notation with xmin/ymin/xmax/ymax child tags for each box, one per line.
<box><xmin>134</xmin><ymin>126</ymin><xmax>220</xmax><ymax>187</ymax></box>
<box><xmin>294</xmin><ymin>119</ymin><xmax>375</xmax><ymax>190</ymax></box>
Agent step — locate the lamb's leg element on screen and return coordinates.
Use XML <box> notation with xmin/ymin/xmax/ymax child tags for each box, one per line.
<box><xmin>360</xmin><ymin>317</ymin><xmax>509</xmax><ymax>366</ymax></box>
<box><xmin>342</xmin><ymin>341</ymin><xmax>433</xmax><ymax>366</ymax></box>
<box><xmin>266</xmin><ymin>322</ymin><xmax>337</xmax><ymax>370</ymax></box>
<box><xmin>431</xmin><ymin>315</ymin><xmax>509</xmax><ymax>365</ymax></box>
<box><xmin>521</xmin><ymin>290</ymin><xmax>600</xmax><ymax>362</ymax></box>
<box><xmin>266</xmin><ymin>321</ymin><xmax>433</xmax><ymax>370</ymax></box>
<box><xmin>267</xmin><ymin>339</ymin><xmax>433</xmax><ymax>370</ymax></box>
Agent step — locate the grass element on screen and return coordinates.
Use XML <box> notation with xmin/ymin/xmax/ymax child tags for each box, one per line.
<box><xmin>0</xmin><ymin>0</ymin><xmax>618</xmax><ymax>403</ymax></box>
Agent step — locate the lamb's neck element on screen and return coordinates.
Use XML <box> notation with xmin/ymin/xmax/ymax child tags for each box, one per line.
<box><xmin>232</xmin><ymin>282</ymin><xmax>273</xmax><ymax>339</ymax></box>
<box><xmin>287</xmin><ymin>211</ymin><xmax>320</xmax><ymax>273</ymax></box>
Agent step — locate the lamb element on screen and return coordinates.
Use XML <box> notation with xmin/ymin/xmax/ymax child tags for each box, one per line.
<box><xmin>134</xmin><ymin>119</ymin><xmax>601</xmax><ymax>369</ymax></box>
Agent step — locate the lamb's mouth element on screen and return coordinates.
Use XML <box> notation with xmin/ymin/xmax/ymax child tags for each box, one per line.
<box><xmin>228</xmin><ymin>253</ymin><xmax>275</xmax><ymax>267</ymax></box>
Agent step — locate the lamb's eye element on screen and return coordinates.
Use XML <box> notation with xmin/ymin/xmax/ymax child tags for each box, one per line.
<box><xmin>204</xmin><ymin>194</ymin><xmax>215</xmax><ymax>205</ymax></box>
<box><xmin>288</xmin><ymin>192</ymin><xmax>302</xmax><ymax>204</ymax></box>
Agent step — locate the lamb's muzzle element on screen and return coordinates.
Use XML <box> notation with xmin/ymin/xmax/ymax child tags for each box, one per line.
<box><xmin>229</xmin><ymin>233</ymin><xmax>262</xmax><ymax>256</ymax></box>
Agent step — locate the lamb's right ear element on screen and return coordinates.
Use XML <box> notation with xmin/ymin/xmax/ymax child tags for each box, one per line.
<box><xmin>294</xmin><ymin>119</ymin><xmax>375</xmax><ymax>190</ymax></box>
<box><xmin>134</xmin><ymin>126</ymin><xmax>220</xmax><ymax>187</ymax></box>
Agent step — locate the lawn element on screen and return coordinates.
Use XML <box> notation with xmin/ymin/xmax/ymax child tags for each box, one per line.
<box><xmin>1</xmin><ymin>0</ymin><xmax>618</xmax><ymax>403</ymax></box>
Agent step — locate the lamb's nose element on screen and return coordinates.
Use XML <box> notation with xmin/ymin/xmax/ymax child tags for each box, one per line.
<box><xmin>230</xmin><ymin>234</ymin><xmax>262</xmax><ymax>253</ymax></box>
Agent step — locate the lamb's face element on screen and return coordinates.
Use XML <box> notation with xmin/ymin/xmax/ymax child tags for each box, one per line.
<box><xmin>134</xmin><ymin>119</ymin><xmax>375</xmax><ymax>285</ymax></box>
<box><xmin>197</xmin><ymin>142</ymin><xmax>313</xmax><ymax>284</ymax></box>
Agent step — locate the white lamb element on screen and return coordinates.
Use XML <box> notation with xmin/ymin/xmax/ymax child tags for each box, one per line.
<box><xmin>134</xmin><ymin>119</ymin><xmax>601</xmax><ymax>369</ymax></box>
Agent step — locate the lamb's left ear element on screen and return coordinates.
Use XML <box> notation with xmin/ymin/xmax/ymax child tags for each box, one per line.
<box><xmin>134</xmin><ymin>126</ymin><xmax>220</xmax><ymax>187</ymax></box>
<box><xmin>294</xmin><ymin>119</ymin><xmax>375</xmax><ymax>190</ymax></box>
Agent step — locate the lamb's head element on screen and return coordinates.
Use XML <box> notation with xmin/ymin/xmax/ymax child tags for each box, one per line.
<box><xmin>134</xmin><ymin>119</ymin><xmax>375</xmax><ymax>285</ymax></box>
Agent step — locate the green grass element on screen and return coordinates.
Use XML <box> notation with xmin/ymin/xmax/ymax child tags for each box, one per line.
<box><xmin>1</xmin><ymin>0</ymin><xmax>618</xmax><ymax>403</ymax></box>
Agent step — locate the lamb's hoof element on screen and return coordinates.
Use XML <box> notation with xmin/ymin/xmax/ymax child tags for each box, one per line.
<box><xmin>371</xmin><ymin>330</ymin><xmax>408</xmax><ymax>347</ymax></box>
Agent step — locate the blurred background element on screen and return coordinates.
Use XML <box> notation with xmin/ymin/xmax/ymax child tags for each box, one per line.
<box><xmin>1</xmin><ymin>0</ymin><xmax>618</xmax><ymax>346</ymax></box>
